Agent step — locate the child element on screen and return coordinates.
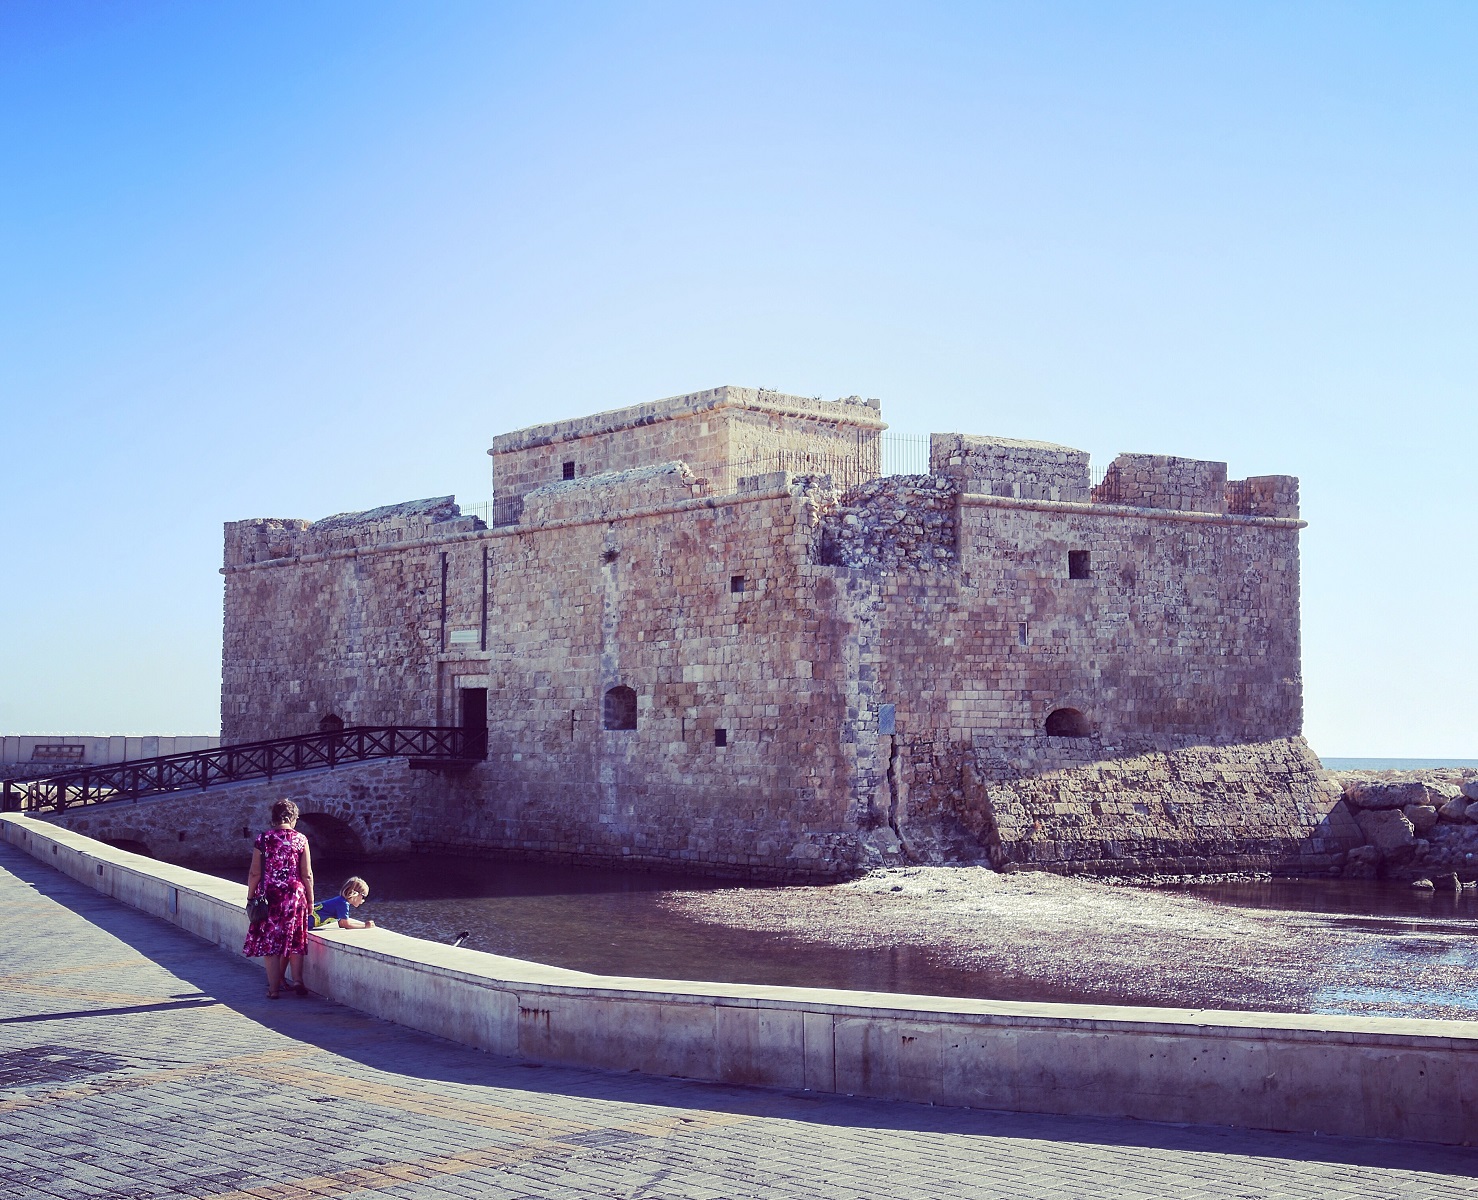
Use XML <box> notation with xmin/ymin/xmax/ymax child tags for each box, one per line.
<box><xmin>312</xmin><ymin>876</ymin><xmax>376</xmax><ymax>929</ymax></box>
<box><xmin>283</xmin><ymin>877</ymin><xmax>376</xmax><ymax>996</ymax></box>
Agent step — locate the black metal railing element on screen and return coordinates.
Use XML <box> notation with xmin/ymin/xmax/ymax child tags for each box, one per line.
<box><xmin>1</xmin><ymin>726</ymin><xmax>478</xmax><ymax>815</ymax></box>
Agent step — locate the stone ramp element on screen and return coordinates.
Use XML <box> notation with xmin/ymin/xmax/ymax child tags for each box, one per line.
<box><xmin>3</xmin><ymin>840</ymin><xmax>1476</xmax><ymax>1199</ymax></box>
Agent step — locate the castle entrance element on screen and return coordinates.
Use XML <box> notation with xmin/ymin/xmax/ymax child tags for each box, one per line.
<box><xmin>460</xmin><ymin>686</ymin><xmax>488</xmax><ymax>759</ymax></box>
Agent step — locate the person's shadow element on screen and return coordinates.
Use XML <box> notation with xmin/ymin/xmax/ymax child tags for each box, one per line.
<box><xmin>3</xmin><ymin>841</ymin><xmax>1473</xmax><ymax>1178</ymax></box>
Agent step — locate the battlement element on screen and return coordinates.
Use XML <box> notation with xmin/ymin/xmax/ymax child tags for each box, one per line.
<box><xmin>1093</xmin><ymin>455</ymin><xmax>1299</xmax><ymax>518</ymax></box>
<box><xmin>223</xmin><ymin>497</ymin><xmax>483</xmax><ymax>567</ymax></box>
<box><xmin>930</xmin><ymin>433</ymin><xmax>1092</xmax><ymax>502</ymax></box>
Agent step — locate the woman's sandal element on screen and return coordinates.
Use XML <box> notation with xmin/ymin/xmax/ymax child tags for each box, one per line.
<box><xmin>266</xmin><ymin>991</ymin><xmax>280</xmax><ymax>1000</ymax></box>
<box><xmin>293</xmin><ymin>982</ymin><xmax>308</xmax><ymax>997</ymax></box>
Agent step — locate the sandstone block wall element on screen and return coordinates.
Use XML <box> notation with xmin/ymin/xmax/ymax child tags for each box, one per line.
<box><xmin>930</xmin><ymin>735</ymin><xmax>1353</xmax><ymax>875</ymax></box>
<box><xmin>43</xmin><ymin>758</ymin><xmax>423</xmax><ymax>868</ymax></box>
<box><xmin>487</xmin><ymin>387</ymin><xmax>883</xmax><ymax>524</ymax></box>
<box><xmin>1095</xmin><ymin>453</ymin><xmax>1228</xmax><ymax>513</ymax></box>
<box><xmin>220</xmin><ymin>386</ymin><xmax>1317</xmax><ymax>880</ymax></box>
<box><xmin>930</xmin><ymin>433</ymin><xmax>1091</xmax><ymax>501</ymax></box>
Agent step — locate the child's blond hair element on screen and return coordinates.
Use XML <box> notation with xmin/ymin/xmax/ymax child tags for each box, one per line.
<box><xmin>341</xmin><ymin>876</ymin><xmax>369</xmax><ymax>900</ymax></box>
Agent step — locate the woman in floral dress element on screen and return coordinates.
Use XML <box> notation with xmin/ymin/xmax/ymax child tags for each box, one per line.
<box><xmin>243</xmin><ymin>798</ymin><xmax>315</xmax><ymax>999</ymax></box>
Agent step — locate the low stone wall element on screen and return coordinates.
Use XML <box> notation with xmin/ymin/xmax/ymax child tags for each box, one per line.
<box><xmin>37</xmin><ymin>758</ymin><xmax>423</xmax><ymax>867</ymax></box>
<box><xmin>901</xmin><ymin>736</ymin><xmax>1357</xmax><ymax>876</ymax></box>
<box><xmin>6</xmin><ymin>813</ymin><xmax>1474</xmax><ymax>1147</ymax></box>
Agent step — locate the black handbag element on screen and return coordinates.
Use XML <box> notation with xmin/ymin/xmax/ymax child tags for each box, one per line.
<box><xmin>247</xmin><ymin>895</ymin><xmax>271</xmax><ymax>924</ymax></box>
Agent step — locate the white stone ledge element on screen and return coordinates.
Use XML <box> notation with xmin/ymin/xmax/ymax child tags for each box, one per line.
<box><xmin>4</xmin><ymin>813</ymin><xmax>1472</xmax><ymax>1146</ymax></box>
<box><xmin>962</xmin><ymin>492</ymin><xmax>1307</xmax><ymax>528</ymax></box>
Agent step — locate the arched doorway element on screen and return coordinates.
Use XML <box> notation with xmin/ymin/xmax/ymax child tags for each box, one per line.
<box><xmin>295</xmin><ymin>812</ymin><xmax>364</xmax><ymax>863</ymax></box>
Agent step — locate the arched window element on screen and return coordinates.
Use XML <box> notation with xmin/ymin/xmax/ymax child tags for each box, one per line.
<box><xmin>1045</xmin><ymin>708</ymin><xmax>1091</xmax><ymax>738</ymax></box>
<box><xmin>603</xmin><ymin>686</ymin><xmax>637</xmax><ymax>731</ymax></box>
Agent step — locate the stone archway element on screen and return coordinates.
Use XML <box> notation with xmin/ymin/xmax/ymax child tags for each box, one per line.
<box><xmin>295</xmin><ymin>812</ymin><xmax>364</xmax><ymax>863</ymax></box>
<box><xmin>1045</xmin><ymin>707</ymin><xmax>1092</xmax><ymax>738</ymax></box>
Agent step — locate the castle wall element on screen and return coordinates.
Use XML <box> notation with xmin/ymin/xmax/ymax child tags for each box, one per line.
<box><xmin>487</xmin><ymin>387</ymin><xmax>883</xmax><ymax>523</ymax></box>
<box><xmin>930</xmin><ymin>434</ymin><xmax>1091</xmax><ymax>502</ymax></box>
<box><xmin>220</xmin><ymin>389</ymin><xmax>1323</xmax><ymax>880</ymax></box>
<box><xmin>223</xmin><ymin>471</ymin><xmax>881</xmax><ymax>879</ymax></box>
<box><xmin>221</xmin><ymin>499</ymin><xmax>483</xmax><ymax>742</ymax></box>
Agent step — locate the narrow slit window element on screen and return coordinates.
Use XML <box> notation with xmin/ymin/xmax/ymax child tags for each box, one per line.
<box><xmin>1068</xmin><ymin>550</ymin><xmax>1091</xmax><ymax>580</ymax></box>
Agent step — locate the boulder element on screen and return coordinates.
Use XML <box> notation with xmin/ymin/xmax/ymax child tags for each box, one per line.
<box><xmin>1436</xmin><ymin>872</ymin><xmax>1464</xmax><ymax>891</ymax></box>
<box><xmin>1344</xmin><ymin>780</ymin><xmax>1438</xmax><ymax>810</ymax></box>
<box><xmin>1468</xmin><ymin>801</ymin><xmax>1478</xmax><ymax>824</ymax></box>
<box><xmin>1439</xmin><ymin>796</ymin><xmax>1469</xmax><ymax>822</ymax></box>
<box><xmin>1343</xmin><ymin>845</ymin><xmax>1380</xmax><ymax>879</ymax></box>
<box><xmin>1405</xmin><ymin>804</ymin><xmax>1439</xmax><ymax>833</ymax></box>
<box><xmin>1411</xmin><ymin>878</ymin><xmax>1435</xmax><ymax>890</ymax></box>
<box><xmin>1355</xmin><ymin>807</ymin><xmax>1417</xmax><ymax>859</ymax></box>
<box><xmin>1463</xmin><ymin>780</ymin><xmax>1478</xmax><ymax>801</ymax></box>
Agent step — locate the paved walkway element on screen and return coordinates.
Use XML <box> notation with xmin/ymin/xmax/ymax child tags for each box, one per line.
<box><xmin>1</xmin><ymin>844</ymin><xmax>1475</xmax><ymax>1200</ymax></box>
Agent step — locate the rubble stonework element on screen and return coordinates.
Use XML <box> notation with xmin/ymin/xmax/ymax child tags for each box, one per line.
<box><xmin>215</xmin><ymin>385</ymin><xmax>1332</xmax><ymax>880</ymax></box>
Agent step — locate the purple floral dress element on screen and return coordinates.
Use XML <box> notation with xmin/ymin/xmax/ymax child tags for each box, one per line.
<box><xmin>242</xmin><ymin>828</ymin><xmax>309</xmax><ymax>958</ymax></box>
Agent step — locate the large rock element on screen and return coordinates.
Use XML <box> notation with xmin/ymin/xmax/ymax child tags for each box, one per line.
<box><xmin>1405</xmin><ymin>804</ymin><xmax>1439</xmax><ymax>833</ymax></box>
<box><xmin>1463</xmin><ymin>780</ymin><xmax>1478</xmax><ymax>801</ymax></box>
<box><xmin>1343</xmin><ymin>845</ymin><xmax>1380</xmax><ymax>879</ymax></box>
<box><xmin>1467</xmin><ymin>801</ymin><xmax>1478</xmax><ymax>824</ymax></box>
<box><xmin>1439</xmin><ymin>796</ymin><xmax>1469</xmax><ymax>822</ymax></box>
<box><xmin>1355</xmin><ymin>807</ymin><xmax>1417</xmax><ymax>859</ymax></box>
<box><xmin>1344</xmin><ymin>780</ymin><xmax>1440</xmax><ymax>810</ymax></box>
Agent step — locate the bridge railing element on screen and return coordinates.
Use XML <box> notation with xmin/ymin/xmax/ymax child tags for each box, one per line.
<box><xmin>1</xmin><ymin>726</ymin><xmax>476</xmax><ymax>814</ymax></box>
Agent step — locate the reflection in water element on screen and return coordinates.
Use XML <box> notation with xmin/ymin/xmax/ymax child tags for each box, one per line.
<box><xmin>220</xmin><ymin>855</ymin><xmax>1478</xmax><ymax>1014</ymax></box>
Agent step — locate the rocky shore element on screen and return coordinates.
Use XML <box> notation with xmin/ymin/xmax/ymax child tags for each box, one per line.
<box><xmin>1330</xmin><ymin>769</ymin><xmax>1478</xmax><ymax>884</ymax></box>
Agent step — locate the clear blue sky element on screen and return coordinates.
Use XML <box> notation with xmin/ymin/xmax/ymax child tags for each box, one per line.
<box><xmin>1</xmin><ymin>2</ymin><xmax>1474</xmax><ymax>756</ymax></box>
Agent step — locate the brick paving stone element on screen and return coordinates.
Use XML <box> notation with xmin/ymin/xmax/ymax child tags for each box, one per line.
<box><xmin>2</xmin><ymin>840</ymin><xmax>1477</xmax><ymax>1200</ymax></box>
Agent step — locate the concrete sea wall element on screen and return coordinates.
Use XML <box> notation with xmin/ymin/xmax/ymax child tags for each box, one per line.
<box><xmin>5</xmin><ymin>813</ymin><xmax>1474</xmax><ymax>1147</ymax></box>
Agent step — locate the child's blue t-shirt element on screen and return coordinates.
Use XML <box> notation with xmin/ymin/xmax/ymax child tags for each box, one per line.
<box><xmin>312</xmin><ymin>895</ymin><xmax>351</xmax><ymax>927</ymax></box>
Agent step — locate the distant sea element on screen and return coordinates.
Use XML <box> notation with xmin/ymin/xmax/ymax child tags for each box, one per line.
<box><xmin>1322</xmin><ymin>758</ymin><xmax>1478</xmax><ymax>771</ymax></box>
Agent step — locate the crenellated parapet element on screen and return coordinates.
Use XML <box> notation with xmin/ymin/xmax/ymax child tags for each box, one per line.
<box><xmin>223</xmin><ymin>497</ymin><xmax>482</xmax><ymax>568</ymax></box>
<box><xmin>930</xmin><ymin>433</ymin><xmax>1091</xmax><ymax>502</ymax></box>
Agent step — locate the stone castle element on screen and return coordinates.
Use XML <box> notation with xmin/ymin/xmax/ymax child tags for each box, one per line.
<box><xmin>209</xmin><ymin>385</ymin><xmax>1356</xmax><ymax>878</ymax></box>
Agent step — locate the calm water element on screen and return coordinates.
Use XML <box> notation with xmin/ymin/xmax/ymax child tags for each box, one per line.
<box><xmin>216</xmin><ymin>853</ymin><xmax>1478</xmax><ymax>1013</ymax></box>
<box><xmin>1321</xmin><ymin>757</ymin><xmax>1478</xmax><ymax>770</ymax></box>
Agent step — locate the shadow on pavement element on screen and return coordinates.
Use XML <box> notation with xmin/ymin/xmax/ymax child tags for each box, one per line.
<box><xmin>4</xmin><ymin>842</ymin><xmax>1474</xmax><ymax>1178</ymax></box>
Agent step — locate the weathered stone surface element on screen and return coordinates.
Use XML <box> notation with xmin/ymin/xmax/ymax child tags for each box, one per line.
<box><xmin>1439</xmin><ymin>796</ymin><xmax>1469</xmax><ymax>822</ymax></box>
<box><xmin>1405</xmin><ymin>804</ymin><xmax>1439</xmax><ymax>833</ymax></box>
<box><xmin>1468</xmin><ymin>802</ymin><xmax>1478</xmax><ymax>824</ymax></box>
<box><xmin>1343</xmin><ymin>845</ymin><xmax>1380</xmax><ymax>879</ymax></box>
<box><xmin>1435</xmin><ymin>871</ymin><xmax>1463</xmax><ymax>891</ymax></box>
<box><xmin>217</xmin><ymin>386</ymin><xmax>1318</xmax><ymax>879</ymax></box>
<box><xmin>1411</xmin><ymin>877</ymin><xmax>1435</xmax><ymax>890</ymax></box>
<box><xmin>1464</xmin><ymin>780</ymin><xmax>1478</xmax><ymax>801</ymax></box>
<box><xmin>1354</xmin><ymin>808</ymin><xmax>1417</xmax><ymax>859</ymax></box>
<box><xmin>1344</xmin><ymin>781</ymin><xmax>1439</xmax><ymax>810</ymax></box>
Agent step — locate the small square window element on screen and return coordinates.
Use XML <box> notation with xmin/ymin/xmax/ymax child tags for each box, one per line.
<box><xmin>730</xmin><ymin>575</ymin><xmax>745</xmax><ymax>593</ymax></box>
<box><xmin>562</xmin><ymin>461</ymin><xmax>576</xmax><ymax>481</ymax></box>
<box><xmin>714</xmin><ymin>728</ymin><xmax>727</xmax><ymax>747</ymax></box>
<box><xmin>1068</xmin><ymin>550</ymin><xmax>1091</xmax><ymax>580</ymax></box>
